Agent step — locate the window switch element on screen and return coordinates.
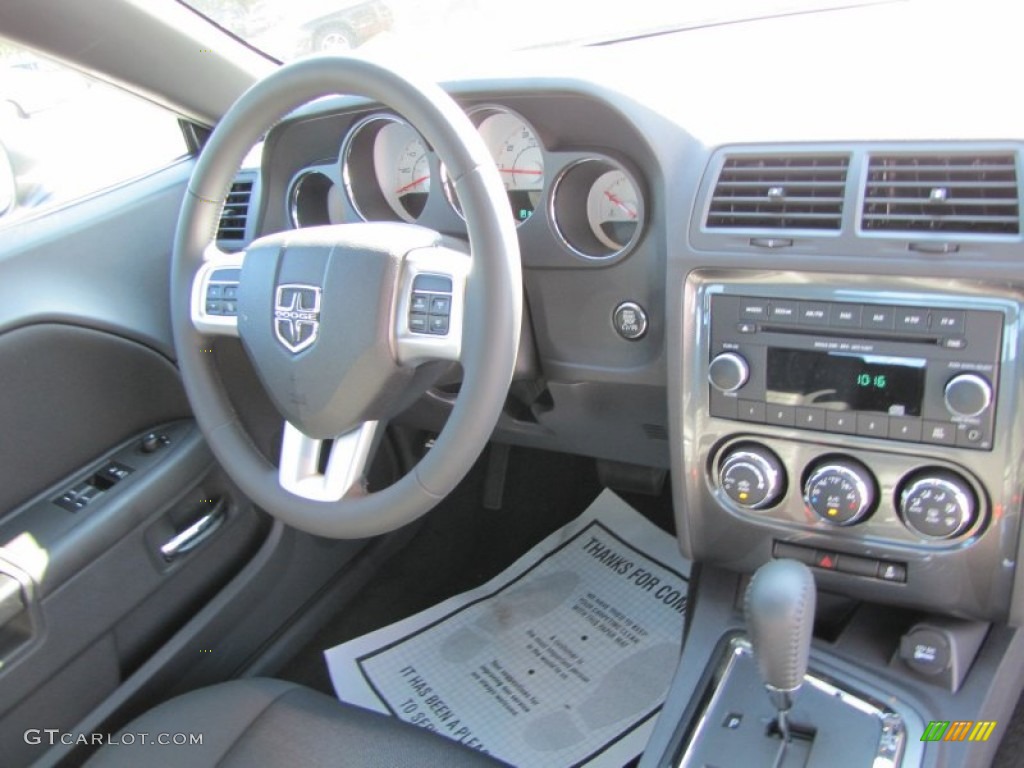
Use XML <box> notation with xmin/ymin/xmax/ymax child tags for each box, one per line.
<box><xmin>93</xmin><ymin>461</ymin><xmax>133</xmax><ymax>490</ymax></box>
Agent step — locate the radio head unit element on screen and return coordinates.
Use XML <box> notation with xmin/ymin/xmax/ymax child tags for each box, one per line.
<box><xmin>708</xmin><ymin>294</ymin><xmax>1002</xmax><ymax>450</ymax></box>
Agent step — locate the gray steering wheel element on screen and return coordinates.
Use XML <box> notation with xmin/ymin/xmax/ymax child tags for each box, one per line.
<box><xmin>171</xmin><ymin>56</ymin><xmax>521</xmax><ymax>538</ymax></box>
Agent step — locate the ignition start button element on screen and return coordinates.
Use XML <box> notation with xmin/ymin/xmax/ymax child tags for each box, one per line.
<box><xmin>613</xmin><ymin>301</ymin><xmax>648</xmax><ymax>340</ymax></box>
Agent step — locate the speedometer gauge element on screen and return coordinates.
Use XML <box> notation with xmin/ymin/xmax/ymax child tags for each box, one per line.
<box><xmin>373</xmin><ymin>121</ymin><xmax>430</xmax><ymax>222</ymax></box>
<box><xmin>478</xmin><ymin>112</ymin><xmax>544</xmax><ymax>222</ymax></box>
<box><xmin>448</xmin><ymin>108</ymin><xmax>545</xmax><ymax>224</ymax></box>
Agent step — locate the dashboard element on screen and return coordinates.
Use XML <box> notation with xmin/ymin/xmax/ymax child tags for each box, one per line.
<box><xmin>228</xmin><ymin>2</ymin><xmax>1024</xmax><ymax>626</ymax></box>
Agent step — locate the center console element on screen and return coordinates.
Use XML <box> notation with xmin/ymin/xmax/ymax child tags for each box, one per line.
<box><xmin>675</xmin><ymin>270</ymin><xmax>1024</xmax><ymax>623</ymax></box>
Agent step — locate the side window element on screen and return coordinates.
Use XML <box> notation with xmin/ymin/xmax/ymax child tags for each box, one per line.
<box><xmin>0</xmin><ymin>42</ymin><xmax>187</xmax><ymax>222</ymax></box>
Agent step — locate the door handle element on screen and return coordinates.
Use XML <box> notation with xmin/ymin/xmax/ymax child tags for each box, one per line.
<box><xmin>159</xmin><ymin>500</ymin><xmax>227</xmax><ymax>562</ymax></box>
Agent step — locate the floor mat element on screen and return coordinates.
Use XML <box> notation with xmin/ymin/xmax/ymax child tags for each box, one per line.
<box><xmin>324</xmin><ymin>490</ymin><xmax>690</xmax><ymax>768</ymax></box>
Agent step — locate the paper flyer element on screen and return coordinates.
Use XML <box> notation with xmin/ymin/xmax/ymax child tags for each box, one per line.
<box><xmin>325</xmin><ymin>490</ymin><xmax>690</xmax><ymax>767</ymax></box>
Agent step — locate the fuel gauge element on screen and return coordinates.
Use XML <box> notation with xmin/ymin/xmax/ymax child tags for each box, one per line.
<box><xmin>586</xmin><ymin>169</ymin><xmax>640</xmax><ymax>250</ymax></box>
<box><xmin>551</xmin><ymin>158</ymin><xmax>645</xmax><ymax>259</ymax></box>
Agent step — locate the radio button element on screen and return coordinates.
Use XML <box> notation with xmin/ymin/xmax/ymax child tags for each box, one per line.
<box><xmin>889</xmin><ymin>417</ymin><xmax>923</xmax><ymax>442</ymax></box>
<box><xmin>739</xmin><ymin>299</ymin><xmax>770</xmax><ymax>321</ymax></box>
<box><xmin>923</xmin><ymin>421</ymin><xmax>957</xmax><ymax>446</ymax></box>
<box><xmin>737</xmin><ymin>401</ymin><xmax>766</xmax><ymax>423</ymax></box>
<box><xmin>766</xmin><ymin>404</ymin><xmax>796</xmax><ymax>427</ymax></box>
<box><xmin>826</xmin><ymin>412</ymin><xmax>857</xmax><ymax>434</ymax></box>
<box><xmin>798</xmin><ymin>302</ymin><xmax>829</xmax><ymax>325</ymax></box>
<box><xmin>856</xmin><ymin>414</ymin><xmax>889</xmax><ymax>438</ymax></box>
<box><xmin>769</xmin><ymin>301</ymin><xmax>799</xmax><ymax>323</ymax></box>
<box><xmin>709</xmin><ymin>352</ymin><xmax>750</xmax><ymax>393</ymax></box>
<box><xmin>944</xmin><ymin>373</ymin><xmax>992</xmax><ymax>419</ymax></box>
<box><xmin>796</xmin><ymin>407</ymin><xmax>826</xmax><ymax>431</ymax></box>
<box><xmin>941</xmin><ymin>337</ymin><xmax>967</xmax><ymax>350</ymax></box>
<box><xmin>895</xmin><ymin>308</ymin><xmax>931</xmax><ymax>333</ymax></box>
<box><xmin>933</xmin><ymin>309</ymin><xmax>966</xmax><ymax>335</ymax></box>
<box><xmin>829</xmin><ymin>304</ymin><xmax>862</xmax><ymax>328</ymax></box>
<box><xmin>736</xmin><ymin>322</ymin><xmax>757</xmax><ymax>334</ymax></box>
<box><xmin>863</xmin><ymin>306</ymin><xmax>895</xmax><ymax>330</ymax></box>
<box><xmin>956</xmin><ymin>426</ymin><xmax>986</xmax><ymax>448</ymax></box>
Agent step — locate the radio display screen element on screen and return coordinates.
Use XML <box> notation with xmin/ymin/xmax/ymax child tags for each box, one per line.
<box><xmin>766</xmin><ymin>349</ymin><xmax>925</xmax><ymax>416</ymax></box>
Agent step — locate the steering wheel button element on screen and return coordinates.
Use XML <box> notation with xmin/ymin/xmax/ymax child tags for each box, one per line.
<box><xmin>411</xmin><ymin>293</ymin><xmax>430</xmax><ymax>313</ymax></box>
<box><xmin>408</xmin><ymin>313</ymin><xmax>428</xmax><ymax>333</ymax></box>
<box><xmin>223</xmin><ymin>301</ymin><xmax>237</xmax><ymax>316</ymax></box>
<box><xmin>428</xmin><ymin>315</ymin><xmax>449</xmax><ymax>335</ymax></box>
<box><xmin>206</xmin><ymin>300</ymin><xmax>224</xmax><ymax>315</ymax></box>
<box><xmin>222</xmin><ymin>284</ymin><xmax>239</xmax><ymax>299</ymax></box>
<box><xmin>430</xmin><ymin>296</ymin><xmax>451</xmax><ymax>315</ymax></box>
<box><xmin>206</xmin><ymin>284</ymin><xmax>224</xmax><ymax>299</ymax></box>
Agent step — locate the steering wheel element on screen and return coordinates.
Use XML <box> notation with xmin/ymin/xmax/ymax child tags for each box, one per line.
<box><xmin>171</xmin><ymin>57</ymin><xmax>521</xmax><ymax>539</ymax></box>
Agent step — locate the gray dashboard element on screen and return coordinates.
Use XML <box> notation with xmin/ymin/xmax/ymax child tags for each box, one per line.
<box><xmin>228</xmin><ymin>1</ymin><xmax>1024</xmax><ymax>624</ymax></box>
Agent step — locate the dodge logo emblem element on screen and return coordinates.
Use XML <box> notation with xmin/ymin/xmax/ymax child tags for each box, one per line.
<box><xmin>274</xmin><ymin>284</ymin><xmax>321</xmax><ymax>353</ymax></box>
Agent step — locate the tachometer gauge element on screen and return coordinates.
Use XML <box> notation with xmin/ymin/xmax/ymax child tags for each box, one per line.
<box><xmin>586</xmin><ymin>169</ymin><xmax>640</xmax><ymax>249</ymax></box>
<box><xmin>373</xmin><ymin>121</ymin><xmax>430</xmax><ymax>222</ymax></box>
<box><xmin>342</xmin><ymin>114</ymin><xmax>431</xmax><ymax>223</ymax></box>
<box><xmin>475</xmin><ymin>109</ymin><xmax>545</xmax><ymax>223</ymax></box>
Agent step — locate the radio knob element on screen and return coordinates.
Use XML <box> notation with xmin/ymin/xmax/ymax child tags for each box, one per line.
<box><xmin>804</xmin><ymin>460</ymin><xmax>876</xmax><ymax>526</ymax></box>
<box><xmin>899</xmin><ymin>471</ymin><xmax>976</xmax><ymax>539</ymax></box>
<box><xmin>944</xmin><ymin>373</ymin><xmax>992</xmax><ymax>419</ymax></box>
<box><xmin>709</xmin><ymin>352</ymin><xmax>749</xmax><ymax>393</ymax></box>
<box><xmin>718</xmin><ymin>445</ymin><xmax>785</xmax><ymax>509</ymax></box>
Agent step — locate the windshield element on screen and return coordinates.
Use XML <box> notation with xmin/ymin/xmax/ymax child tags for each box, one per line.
<box><xmin>182</xmin><ymin>0</ymin><xmax>868</xmax><ymax>63</ymax></box>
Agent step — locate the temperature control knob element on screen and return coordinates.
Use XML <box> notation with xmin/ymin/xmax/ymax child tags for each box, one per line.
<box><xmin>719</xmin><ymin>445</ymin><xmax>785</xmax><ymax>509</ymax></box>
<box><xmin>804</xmin><ymin>460</ymin><xmax>876</xmax><ymax>526</ymax></box>
<box><xmin>708</xmin><ymin>352</ymin><xmax>749</xmax><ymax>393</ymax></box>
<box><xmin>899</xmin><ymin>471</ymin><xmax>976</xmax><ymax>539</ymax></box>
<box><xmin>944</xmin><ymin>374</ymin><xmax>992</xmax><ymax>419</ymax></box>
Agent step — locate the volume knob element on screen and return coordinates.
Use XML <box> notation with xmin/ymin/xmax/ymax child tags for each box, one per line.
<box><xmin>709</xmin><ymin>352</ymin><xmax>749</xmax><ymax>393</ymax></box>
<box><xmin>944</xmin><ymin>373</ymin><xmax>992</xmax><ymax>419</ymax></box>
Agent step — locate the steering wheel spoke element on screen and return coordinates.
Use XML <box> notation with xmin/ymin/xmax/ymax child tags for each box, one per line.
<box><xmin>190</xmin><ymin>247</ymin><xmax>245</xmax><ymax>337</ymax></box>
<box><xmin>394</xmin><ymin>245</ymin><xmax>470</xmax><ymax>366</ymax></box>
<box><xmin>278</xmin><ymin>420</ymin><xmax>379</xmax><ymax>502</ymax></box>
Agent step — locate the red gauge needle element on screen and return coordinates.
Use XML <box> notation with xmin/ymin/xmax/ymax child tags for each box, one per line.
<box><xmin>604</xmin><ymin>190</ymin><xmax>638</xmax><ymax>219</ymax></box>
<box><xmin>395</xmin><ymin>175</ymin><xmax>429</xmax><ymax>194</ymax></box>
<box><xmin>497</xmin><ymin>168</ymin><xmax>543</xmax><ymax>175</ymax></box>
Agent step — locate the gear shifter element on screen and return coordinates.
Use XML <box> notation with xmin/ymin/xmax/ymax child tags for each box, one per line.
<box><xmin>744</xmin><ymin>559</ymin><xmax>816</xmax><ymax>751</ymax></box>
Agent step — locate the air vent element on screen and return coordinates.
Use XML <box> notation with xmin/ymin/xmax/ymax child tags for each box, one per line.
<box><xmin>217</xmin><ymin>179</ymin><xmax>253</xmax><ymax>247</ymax></box>
<box><xmin>862</xmin><ymin>153</ymin><xmax>1019</xmax><ymax>235</ymax></box>
<box><xmin>706</xmin><ymin>154</ymin><xmax>849</xmax><ymax>231</ymax></box>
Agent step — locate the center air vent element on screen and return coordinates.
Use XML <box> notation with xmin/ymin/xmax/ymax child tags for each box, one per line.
<box><xmin>862</xmin><ymin>153</ymin><xmax>1020</xmax><ymax>235</ymax></box>
<box><xmin>217</xmin><ymin>178</ymin><xmax>254</xmax><ymax>249</ymax></box>
<box><xmin>706</xmin><ymin>154</ymin><xmax>849</xmax><ymax>231</ymax></box>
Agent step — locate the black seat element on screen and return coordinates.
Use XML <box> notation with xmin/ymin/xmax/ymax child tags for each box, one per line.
<box><xmin>87</xmin><ymin>678</ymin><xmax>507</xmax><ymax>767</ymax></box>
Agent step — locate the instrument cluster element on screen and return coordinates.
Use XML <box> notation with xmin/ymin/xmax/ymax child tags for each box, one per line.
<box><xmin>286</xmin><ymin>104</ymin><xmax>646</xmax><ymax>262</ymax></box>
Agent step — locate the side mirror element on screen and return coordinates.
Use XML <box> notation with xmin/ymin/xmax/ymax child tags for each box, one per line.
<box><xmin>0</xmin><ymin>141</ymin><xmax>15</xmax><ymax>217</ymax></box>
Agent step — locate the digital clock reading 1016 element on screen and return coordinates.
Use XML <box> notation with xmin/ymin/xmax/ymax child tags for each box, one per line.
<box><xmin>857</xmin><ymin>373</ymin><xmax>887</xmax><ymax>389</ymax></box>
<box><xmin>766</xmin><ymin>348</ymin><xmax>926</xmax><ymax>415</ymax></box>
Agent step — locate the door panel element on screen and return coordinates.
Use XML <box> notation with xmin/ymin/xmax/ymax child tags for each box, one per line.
<box><xmin>0</xmin><ymin>161</ymin><xmax>272</xmax><ymax>767</ymax></box>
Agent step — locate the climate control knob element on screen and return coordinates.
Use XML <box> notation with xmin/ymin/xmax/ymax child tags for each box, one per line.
<box><xmin>804</xmin><ymin>460</ymin><xmax>876</xmax><ymax>526</ymax></box>
<box><xmin>944</xmin><ymin>373</ymin><xmax>992</xmax><ymax>419</ymax></box>
<box><xmin>708</xmin><ymin>352</ymin><xmax>749</xmax><ymax>393</ymax></box>
<box><xmin>899</xmin><ymin>471</ymin><xmax>976</xmax><ymax>539</ymax></box>
<box><xmin>718</xmin><ymin>445</ymin><xmax>785</xmax><ymax>509</ymax></box>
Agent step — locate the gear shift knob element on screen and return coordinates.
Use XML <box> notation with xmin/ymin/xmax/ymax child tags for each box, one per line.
<box><xmin>744</xmin><ymin>559</ymin><xmax>816</xmax><ymax>712</ymax></box>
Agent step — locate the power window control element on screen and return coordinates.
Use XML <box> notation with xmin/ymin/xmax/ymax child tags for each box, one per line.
<box><xmin>54</xmin><ymin>492</ymin><xmax>87</xmax><ymax>512</ymax></box>
<box><xmin>95</xmin><ymin>461</ymin><xmax>133</xmax><ymax>487</ymax></box>
<box><xmin>141</xmin><ymin>433</ymin><xmax>171</xmax><ymax>453</ymax></box>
